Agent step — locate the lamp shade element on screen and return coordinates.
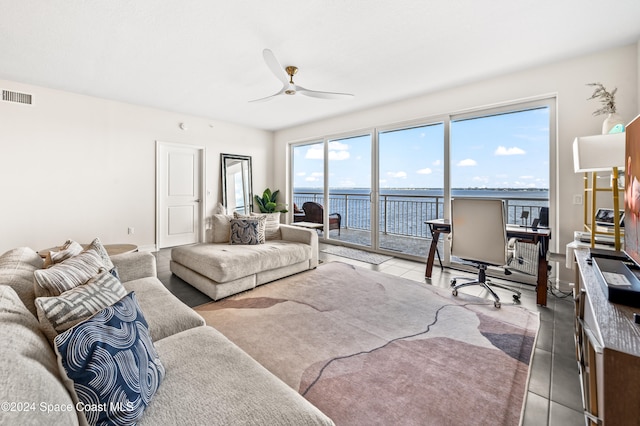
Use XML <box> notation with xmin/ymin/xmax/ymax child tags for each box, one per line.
<box><xmin>573</xmin><ymin>133</ymin><xmax>625</xmax><ymax>173</ymax></box>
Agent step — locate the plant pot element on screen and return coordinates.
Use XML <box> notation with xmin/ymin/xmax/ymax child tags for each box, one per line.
<box><xmin>602</xmin><ymin>113</ymin><xmax>625</xmax><ymax>134</ymax></box>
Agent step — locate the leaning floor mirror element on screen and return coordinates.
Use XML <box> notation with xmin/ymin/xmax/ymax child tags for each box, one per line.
<box><xmin>221</xmin><ymin>153</ymin><xmax>253</xmax><ymax>215</ymax></box>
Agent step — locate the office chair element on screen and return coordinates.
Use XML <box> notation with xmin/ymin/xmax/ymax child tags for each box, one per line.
<box><xmin>449</xmin><ymin>198</ymin><xmax>521</xmax><ymax>308</ymax></box>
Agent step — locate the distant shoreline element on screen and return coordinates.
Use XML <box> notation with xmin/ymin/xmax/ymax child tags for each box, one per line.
<box><xmin>296</xmin><ymin>187</ymin><xmax>548</xmax><ymax>191</ymax></box>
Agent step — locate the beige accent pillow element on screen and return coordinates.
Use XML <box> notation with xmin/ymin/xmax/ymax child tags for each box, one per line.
<box><xmin>252</xmin><ymin>212</ymin><xmax>281</xmax><ymax>240</ymax></box>
<box><xmin>35</xmin><ymin>271</ymin><xmax>127</xmax><ymax>342</ymax></box>
<box><xmin>43</xmin><ymin>240</ymin><xmax>83</xmax><ymax>268</ymax></box>
<box><xmin>234</xmin><ymin>212</ymin><xmax>266</xmax><ymax>243</ymax></box>
<box><xmin>210</xmin><ymin>214</ymin><xmax>233</xmax><ymax>243</ymax></box>
<box><xmin>33</xmin><ymin>249</ymin><xmax>104</xmax><ymax>297</ymax></box>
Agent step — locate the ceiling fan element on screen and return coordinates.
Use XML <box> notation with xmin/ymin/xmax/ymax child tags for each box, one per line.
<box><xmin>250</xmin><ymin>49</ymin><xmax>354</xmax><ymax>102</ymax></box>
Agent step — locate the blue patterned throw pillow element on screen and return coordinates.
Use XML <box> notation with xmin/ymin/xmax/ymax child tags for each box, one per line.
<box><xmin>229</xmin><ymin>219</ymin><xmax>261</xmax><ymax>245</ymax></box>
<box><xmin>54</xmin><ymin>292</ymin><xmax>165</xmax><ymax>426</ymax></box>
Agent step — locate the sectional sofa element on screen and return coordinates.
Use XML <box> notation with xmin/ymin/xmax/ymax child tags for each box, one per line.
<box><xmin>170</xmin><ymin>213</ymin><xmax>319</xmax><ymax>300</ymax></box>
<box><xmin>0</xmin><ymin>245</ymin><xmax>333</xmax><ymax>425</ymax></box>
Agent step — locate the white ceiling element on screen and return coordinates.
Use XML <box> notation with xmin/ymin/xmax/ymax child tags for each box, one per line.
<box><xmin>1</xmin><ymin>1</ymin><xmax>639</xmax><ymax>131</ymax></box>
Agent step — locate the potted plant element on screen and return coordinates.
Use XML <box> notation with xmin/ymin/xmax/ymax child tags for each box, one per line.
<box><xmin>587</xmin><ymin>82</ymin><xmax>624</xmax><ymax>134</ymax></box>
<box><xmin>254</xmin><ymin>188</ymin><xmax>289</xmax><ymax>213</ymax></box>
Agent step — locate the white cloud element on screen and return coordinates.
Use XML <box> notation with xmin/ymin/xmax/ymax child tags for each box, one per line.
<box><xmin>457</xmin><ymin>159</ymin><xmax>477</xmax><ymax>167</ymax></box>
<box><xmin>495</xmin><ymin>146</ymin><xmax>526</xmax><ymax>156</ymax></box>
<box><xmin>519</xmin><ymin>175</ymin><xmax>534</xmax><ymax>179</ymax></box>
<box><xmin>305</xmin><ymin>146</ymin><xmax>323</xmax><ymax>160</ymax></box>
<box><xmin>305</xmin><ymin>176</ymin><xmax>318</xmax><ymax>182</ymax></box>
<box><xmin>304</xmin><ymin>141</ymin><xmax>350</xmax><ymax>161</ymax></box>
<box><xmin>328</xmin><ymin>141</ymin><xmax>349</xmax><ymax>151</ymax></box>
<box><xmin>432</xmin><ymin>160</ymin><xmax>441</xmax><ymax>166</ymax></box>
<box><xmin>311</xmin><ymin>172</ymin><xmax>323</xmax><ymax>177</ymax></box>
<box><xmin>387</xmin><ymin>171</ymin><xmax>407</xmax><ymax>178</ymax></box>
<box><xmin>417</xmin><ymin>168</ymin><xmax>432</xmax><ymax>175</ymax></box>
<box><xmin>296</xmin><ymin>172</ymin><xmax>306</xmax><ymax>177</ymax></box>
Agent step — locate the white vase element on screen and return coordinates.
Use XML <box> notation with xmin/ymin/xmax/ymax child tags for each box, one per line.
<box><xmin>602</xmin><ymin>113</ymin><xmax>625</xmax><ymax>134</ymax></box>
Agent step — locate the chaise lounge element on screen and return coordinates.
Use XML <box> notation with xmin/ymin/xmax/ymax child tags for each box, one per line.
<box><xmin>170</xmin><ymin>213</ymin><xmax>319</xmax><ymax>300</ymax></box>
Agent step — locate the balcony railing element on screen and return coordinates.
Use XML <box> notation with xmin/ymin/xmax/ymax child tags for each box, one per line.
<box><xmin>293</xmin><ymin>192</ymin><xmax>548</xmax><ymax>239</ymax></box>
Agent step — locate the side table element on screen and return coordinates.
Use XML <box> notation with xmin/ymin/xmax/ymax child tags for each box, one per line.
<box><xmin>38</xmin><ymin>243</ymin><xmax>138</xmax><ymax>258</ymax></box>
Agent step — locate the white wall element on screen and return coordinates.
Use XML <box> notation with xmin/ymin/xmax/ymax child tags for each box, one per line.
<box><xmin>0</xmin><ymin>80</ymin><xmax>273</xmax><ymax>253</ymax></box>
<box><xmin>273</xmin><ymin>43</ymin><xmax>639</xmax><ymax>284</ymax></box>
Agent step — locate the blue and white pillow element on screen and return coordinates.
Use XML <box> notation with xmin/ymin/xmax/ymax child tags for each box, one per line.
<box><xmin>54</xmin><ymin>292</ymin><xmax>164</xmax><ymax>426</ymax></box>
<box><xmin>229</xmin><ymin>219</ymin><xmax>261</xmax><ymax>245</ymax></box>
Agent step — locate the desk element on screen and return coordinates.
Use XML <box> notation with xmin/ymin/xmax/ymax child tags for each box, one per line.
<box><xmin>424</xmin><ymin>219</ymin><xmax>551</xmax><ymax>306</ymax></box>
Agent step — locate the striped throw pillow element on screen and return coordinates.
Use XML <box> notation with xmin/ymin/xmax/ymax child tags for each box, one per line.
<box><xmin>252</xmin><ymin>212</ymin><xmax>281</xmax><ymax>240</ymax></box>
<box><xmin>43</xmin><ymin>240</ymin><xmax>83</xmax><ymax>268</ymax></box>
<box><xmin>86</xmin><ymin>237</ymin><xmax>114</xmax><ymax>270</ymax></box>
<box><xmin>34</xmin><ymin>249</ymin><xmax>104</xmax><ymax>297</ymax></box>
<box><xmin>35</xmin><ymin>271</ymin><xmax>127</xmax><ymax>342</ymax></box>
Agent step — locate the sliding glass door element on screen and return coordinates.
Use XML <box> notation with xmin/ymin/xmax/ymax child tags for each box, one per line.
<box><xmin>290</xmin><ymin>98</ymin><xmax>554</xmax><ymax>261</ymax></box>
<box><xmin>327</xmin><ymin>134</ymin><xmax>373</xmax><ymax>247</ymax></box>
<box><xmin>378</xmin><ymin>123</ymin><xmax>444</xmax><ymax>257</ymax></box>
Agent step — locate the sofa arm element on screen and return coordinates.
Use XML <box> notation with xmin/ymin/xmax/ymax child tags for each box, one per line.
<box><xmin>110</xmin><ymin>252</ymin><xmax>157</xmax><ymax>283</ymax></box>
<box><xmin>279</xmin><ymin>225</ymin><xmax>319</xmax><ymax>268</ymax></box>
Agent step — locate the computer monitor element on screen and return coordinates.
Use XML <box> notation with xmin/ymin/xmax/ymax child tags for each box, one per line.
<box><xmin>539</xmin><ymin>207</ymin><xmax>549</xmax><ymax>227</ymax></box>
<box><xmin>595</xmin><ymin>208</ymin><xmax>625</xmax><ymax>228</ymax></box>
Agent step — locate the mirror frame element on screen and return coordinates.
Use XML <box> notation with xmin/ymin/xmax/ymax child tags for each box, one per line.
<box><xmin>221</xmin><ymin>153</ymin><xmax>253</xmax><ymax>215</ymax></box>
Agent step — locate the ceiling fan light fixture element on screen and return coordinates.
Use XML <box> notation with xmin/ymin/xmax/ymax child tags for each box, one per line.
<box><xmin>249</xmin><ymin>49</ymin><xmax>354</xmax><ymax>103</ymax></box>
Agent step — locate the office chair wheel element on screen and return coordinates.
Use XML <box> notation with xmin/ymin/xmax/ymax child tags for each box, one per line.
<box><xmin>513</xmin><ymin>294</ymin><xmax>520</xmax><ymax>301</ymax></box>
<box><xmin>494</xmin><ymin>301</ymin><xmax>501</xmax><ymax>308</ymax></box>
<box><xmin>452</xmin><ymin>289</ymin><xmax>458</xmax><ymax>297</ymax></box>
<box><xmin>450</xmin><ymin>279</ymin><xmax>457</xmax><ymax>286</ymax></box>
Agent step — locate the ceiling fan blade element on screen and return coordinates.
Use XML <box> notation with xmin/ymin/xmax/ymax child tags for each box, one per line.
<box><xmin>249</xmin><ymin>87</ymin><xmax>286</xmax><ymax>103</ymax></box>
<box><xmin>296</xmin><ymin>86</ymin><xmax>354</xmax><ymax>100</ymax></box>
<box><xmin>262</xmin><ymin>49</ymin><xmax>290</xmax><ymax>86</ymax></box>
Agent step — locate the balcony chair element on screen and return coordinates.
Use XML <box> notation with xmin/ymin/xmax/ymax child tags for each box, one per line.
<box><xmin>449</xmin><ymin>198</ymin><xmax>521</xmax><ymax>308</ymax></box>
<box><xmin>293</xmin><ymin>203</ymin><xmax>306</xmax><ymax>223</ymax></box>
<box><xmin>301</xmin><ymin>202</ymin><xmax>341</xmax><ymax>235</ymax></box>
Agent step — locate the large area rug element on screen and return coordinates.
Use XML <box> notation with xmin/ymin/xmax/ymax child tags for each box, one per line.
<box><xmin>320</xmin><ymin>246</ymin><xmax>393</xmax><ymax>264</ymax></box>
<box><xmin>195</xmin><ymin>262</ymin><xmax>539</xmax><ymax>426</ymax></box>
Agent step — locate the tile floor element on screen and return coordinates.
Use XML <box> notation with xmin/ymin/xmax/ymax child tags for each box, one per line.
<box><xmin>152</xmin><ymin>244</ymin><xmax>584</xmax><ymax>426</ymax></box>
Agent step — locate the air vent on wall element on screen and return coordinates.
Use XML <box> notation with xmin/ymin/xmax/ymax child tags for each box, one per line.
<box><xmin>2</xmin><ymin>90</ymin><xmax>32</xmax><ymax>105</ymax></box>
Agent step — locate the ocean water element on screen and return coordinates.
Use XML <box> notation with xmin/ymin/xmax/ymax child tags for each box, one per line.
<box><xmin>293</xmin><ymin>188</ymin><xmax>549</xmax><ymax>238</ymax></box>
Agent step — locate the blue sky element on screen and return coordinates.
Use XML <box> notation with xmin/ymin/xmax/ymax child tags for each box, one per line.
<box><xmin>293</xmin><ymin>107</ymin><xmax>549</xmax><ymax>189</ymax></box>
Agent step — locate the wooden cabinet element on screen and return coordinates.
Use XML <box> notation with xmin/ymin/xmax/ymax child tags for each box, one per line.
<box><xmin>573</xmin><ymin>249</ymin><xmax>640</xmax><ymax>425</ymax></box>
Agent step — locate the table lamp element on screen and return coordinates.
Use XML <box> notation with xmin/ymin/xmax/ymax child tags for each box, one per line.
<box><xmin>573</xmin><ymin>133</ymin><xmax>625</xmax><ymax>250</ymax></box>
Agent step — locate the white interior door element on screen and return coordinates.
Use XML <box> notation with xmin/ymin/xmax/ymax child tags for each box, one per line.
<box><xmin>157</xmin><ymin>142</ymin><xmax>204</xmax><ymax>248</ymax></box>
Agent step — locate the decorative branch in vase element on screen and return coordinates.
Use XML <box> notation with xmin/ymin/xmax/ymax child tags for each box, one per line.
<box><xmin>587</xmin><ymin>82</ymin><xmax>624</xmax><ymax>134</ymax></box>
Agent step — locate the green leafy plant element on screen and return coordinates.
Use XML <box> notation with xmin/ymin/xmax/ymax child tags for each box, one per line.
<box><xmin>254</xmin><ymin>188</ymin><xmax>288</xmax><ymax>213</ymax></box>
<box><xmin>587</xmin><ymin>82</ymin><xmax>617</xmax><ymax>116</ymax></box>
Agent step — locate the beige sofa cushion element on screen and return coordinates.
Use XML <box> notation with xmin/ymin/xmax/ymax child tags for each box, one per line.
<box><xmin>0</xmin><ymin>247</ymin><xmax>43</xmax><ymax>316</ymax></box>
<box><xmin>171</xmin><ymin>241</ymin><xmax>312</xmax><ymax>283</ymax></box>
<box><xmin>142</xmin><ymin>326</ymin><xmax>334</xmax><ymax>426</ymax></box>
<box><xmin>0</xmin><ymin>285</ymin><xmax>79</xmax><ymax>426</ymax></box>
<box><xmin>123</xmin><ymin>276</ymin><xmax>205</xmax><ymax>341</ymax></box>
